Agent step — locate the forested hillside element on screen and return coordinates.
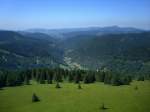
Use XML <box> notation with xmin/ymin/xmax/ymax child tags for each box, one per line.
<box><xmin>62</xmin><ymin>32</ymin><xmax>150</xmax><ymax>75</ymax></box>
<box><xmin>0</xmin><ymin>31</ymin><xmax>64</xmax><ymax>69</ymax></box>
<box><xmin>0</xmin><ymin>29</ymin><xmax>150</xmax><ymax>76</ymax></box>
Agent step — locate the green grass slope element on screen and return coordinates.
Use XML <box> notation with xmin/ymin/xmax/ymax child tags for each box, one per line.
<box><xmin>0</xmin><ymin>81</ymin><xmax>150</xmax><ymax>112</ymax></box>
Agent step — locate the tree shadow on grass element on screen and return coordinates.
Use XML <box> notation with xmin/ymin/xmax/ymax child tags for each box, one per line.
<box><xmin>99</xmin><ymin>103</ymin><xmax>110</xmax><ymax>111</ymax></box>
<box><xmin>0</xmin><ymin>88</ymin><xmax>4</xmax><ymax>91</ymax></box>
<box><xmin>100</xmin><ymin>107</ymin><xmax>110</xmax><ymax>111</ymax></box>
<box><xmin>26</xmin><ymin>83</ymin><xmax>32</xmax><ymax>85</ymax></box>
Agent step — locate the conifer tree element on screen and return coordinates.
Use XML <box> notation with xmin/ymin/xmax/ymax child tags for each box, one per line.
<box><xmin>134</xmin><ymin>85</ymin><xmax>138</xmax><ymax>90</ymax></box>
<box><xmin>74</xmin><ymin>71</ymin><xmax>81</xmax><ymax>83</ymax></box>
<box><xmin>32</xmin><ymin>93</ymin><xmax>40</xmax><ymax>102</ymax></box>
<box><xmin>55</xmin><ymin>82</ymin><xmax>61</xmax><ymax>88</ymax></box>
<box><xmin>24</xmin><ymin>75</ymin><xmax>30</xmax><ymax>85</ymax></box>
<box><xmin>47</xmin><ymin>70</ymin><xmax>53</xmax><ymax>84</ymax></box>
<box><xmin>78</xmin><ymin>82</ymin><xmax>82</xmax><ymax>89</ymax></box>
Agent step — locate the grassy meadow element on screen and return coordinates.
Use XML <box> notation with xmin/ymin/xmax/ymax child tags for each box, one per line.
<box><xmin>0</xmin><ymin>81</ymin><xmax>150</xmax><ymax>112</ymax></box>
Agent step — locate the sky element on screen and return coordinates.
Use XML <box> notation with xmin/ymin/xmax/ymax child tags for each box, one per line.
<box><xmin>0</xmin><ymin>0</ymin><xmax>150</xmax><ymax>30</ymax></box>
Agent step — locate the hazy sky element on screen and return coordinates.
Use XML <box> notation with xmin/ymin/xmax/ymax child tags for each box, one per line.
<box><xmin>0</xmin><ymin>0</ymin><xmax>150</xmax><ymax>30</ymax></box>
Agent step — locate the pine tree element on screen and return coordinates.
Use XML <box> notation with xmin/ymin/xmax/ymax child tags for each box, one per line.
<box><xmin>68</xmin><ymin>71</ymin><xmax>74</xmax><ymax>82</ymax></box>
<box><xmin>134</xmin><ymin>85</ymin><xmax>138</xmax><ymax>90</ymax></box>
<box><xmin>97</xmin><ymin>71</ymin><xmax>105</xmax><ymax>82</ymax></box>
<box><xmin>137</xmin><ymin>76</ymin><xmax>144</xmax><ymax>81</ymax></box>
<box><xmin>55</xmin><ymin>82</ymin><xmax>61</xmax><ymax>88</ymax></box>
<box><xmin>6</xmin><ymin>73</ymin><xmax>16</xmax><ymax>86</ymax></box>
<box><xmin>0</xmin><ymin>71</ymin><xmax>6</xmax><ymax>89</ymax></box>
<box><xmin>32</xmin><ymin>93</ymin><xmax>40</xmax><ymax>102</ymax></box>
<box><xmin>74</xmin><ymin>71</ymin><xmax>81</xmax><ymax>83</ymax></box>
<box><xmin>39</xmin><ymin>70</ymin><xmax>45</xmax><ymax>84</ymax></box>
<box><xmin>15</xmin><ymin>75</ymin><xmax>22</xmax><ymax>86</ymax></box>
<box><xmin>90</xmin><ymin>72</ymin><xmax>96</xmax><ymax>83</ymax></box>
<box><xmin>104</xmin><ymin>72</ymin><xmax>112</xmax><ymax>84</ymax></box>
<box><xmin>122</xmin><ymin>76</ymin><xmax>132</xmax><ymax>85</ymax></box>
<box><xmin>78</xmin><ymin>82</ymin><xmax>82</xmax><ymax>89</ymax></box>
<box><xmin>111</xmin><ymin>75</ymin><xmax>122</xmax><ymax>86</ymax></box>
<box><xmin>54</xmin><ymin>70</ymin><xmax>63</xmax><ymax>82</ymax></box>
<box><xmin>47</xmin><ymin>70</ymin><xmax>53</xmax><ymax>84</ymax></box>
<box><xmin>84</xmin><ymin>74</ymin><xmax>89</xmax><ymax>83</ymax></box>
<box><xmin>24</xmin><ymin>75</ymin><xmax>30</xmax><ymax>85</ymax></box>
<box><xmin>35</xmin><ymin>69</ymin><xmax>40</xmax><ymax>82</ymax></box>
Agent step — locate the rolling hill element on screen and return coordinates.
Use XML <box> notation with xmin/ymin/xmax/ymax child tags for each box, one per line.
<box><xmin>62</xmin><ymin>32</ymin><xmax>150</xmax><ymax>74</ymax></box>
<box><xmin>0</xmin><ymin>27</ymin><xmax>150</xmax><ymax>75</ymax></box>
<box><xmin>0</xmin><ymin>31</ymin><xmax>64</xmax><ymax>69</ymax></box>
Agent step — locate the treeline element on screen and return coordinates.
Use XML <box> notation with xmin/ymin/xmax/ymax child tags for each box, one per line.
<box><xmin>0</xmin><ymin>68</ymin><xmax>148</xmax><ymax>89</ymax></box>
<box><xmin>0</xmin><ymin>70</ymin><xmax>31</xmax><ymax>88</ymax></box>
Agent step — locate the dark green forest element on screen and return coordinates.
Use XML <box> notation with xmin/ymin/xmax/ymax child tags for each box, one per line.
<box><xmin>0</xmin><ymin>67</ymin><xmax>149</xmax><ymax>89</ymax></box>
<box><xmin>0</xmin><ymin>28</ymin><xmax>150</xmax><ymax>89</ymax></box>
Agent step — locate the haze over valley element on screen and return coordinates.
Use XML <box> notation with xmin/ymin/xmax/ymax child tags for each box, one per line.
<box><xmin>0</xmin><ymin>1</ymin><xmax>150</xmax><ymax>112</ymax></box>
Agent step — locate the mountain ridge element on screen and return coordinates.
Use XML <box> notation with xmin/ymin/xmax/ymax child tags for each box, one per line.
<box><xmin>0</xmin><ymin>27</ymin><xmax>150</xmax><ymax>74</ymax></box>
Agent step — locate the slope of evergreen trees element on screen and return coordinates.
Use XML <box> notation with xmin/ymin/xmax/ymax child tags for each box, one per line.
<box><xmin>0</xmin><ymin>67</ymin><xmax>149</xmax><ymax>89</ymax></box>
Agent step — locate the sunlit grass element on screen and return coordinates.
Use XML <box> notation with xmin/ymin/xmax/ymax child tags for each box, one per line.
<box><xmin>0</xmin><ymin>81</ymin><xmax>150</xmax><ymax>112</ymax></box>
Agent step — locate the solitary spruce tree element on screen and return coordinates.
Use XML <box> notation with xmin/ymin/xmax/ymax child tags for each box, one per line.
<box><xmin>134</xmin><ymin>85</ymin><xmax>138</xmax><ymax>90</ymax></box>
<box><xmin>55</xmin><ymin>82</ymin><xmax>61</xmax><ymax>88</ymax></box>
<box><xmin>24</xmin><ymin>75</ymin><xmax>30</xmax><ymax>85</ymax></box>
<box><xmin>32</xmin><ymin>93</ymin><xmax>40</xmax><ymax>102</ymax></box>
<box><xmin>78</xmin><ymin>82</ymin><xmax>82</xmax><ymax>89</ymax></box>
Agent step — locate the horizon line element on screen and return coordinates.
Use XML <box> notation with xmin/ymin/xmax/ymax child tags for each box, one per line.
<box><xmin>0</xmin><ymin>25</ymin><xmax>150</xmax><ymax>31</ymax></box>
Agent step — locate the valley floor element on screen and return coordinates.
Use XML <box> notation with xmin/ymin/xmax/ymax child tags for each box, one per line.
<box><xmin>0</xmin><ymin>81</ymin><xmax>150</xmax><ymax>112</ymax></box>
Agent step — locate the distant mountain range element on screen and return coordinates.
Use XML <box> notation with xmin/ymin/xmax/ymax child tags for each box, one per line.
<box><xmin>0</xmin><ymin>26</ymin><xmax>150</xmax><ymax>75</ymax></box>
<box><xmin>23</xmin><ymin>26</ymin><xmax>145</xmax><ymax>39</ymax></box>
